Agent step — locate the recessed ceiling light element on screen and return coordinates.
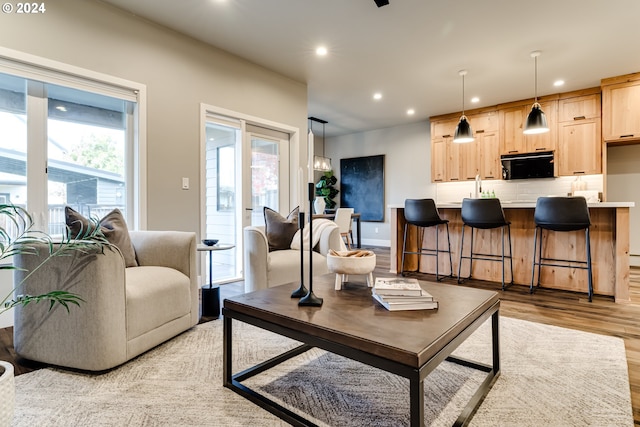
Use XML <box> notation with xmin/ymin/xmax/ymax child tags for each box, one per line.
<box><xmin>373</xmin><ymin>93</ymin><xmax>382</xmax><ymax>100</ymax></box>
<box><xmin>553</xmin><ymin>80</ymin><xmax>565</xmax><ymax>87</ymax></box>
<box><xmin>315</xmin><ymin>46</ymin><xmax>328</xmax><ymax>56</ymax></box>
<box><xmin>407</xmin><ymin>109</ymin><xmax>415</xmax><ymax>115</ymax></box>
<box><xmin>470</xmin><ymin>97</ymin><xmax>480</xmax><ymax>103</ymax></box>
<box><xmin>56</xmin><ymin>105</ymin><xmax>67</xmax><ymax>112</ymax></box>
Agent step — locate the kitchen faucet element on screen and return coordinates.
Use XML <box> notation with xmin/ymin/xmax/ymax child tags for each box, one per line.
<box><xmin>475</xmin><ymin>174</ymin><xmax>482</xmax><ymax>198</ymax></box>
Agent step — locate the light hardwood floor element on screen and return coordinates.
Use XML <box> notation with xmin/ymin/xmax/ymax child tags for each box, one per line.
<box><xmin>2</xmin><ymin>246</ymin><xmax>640</xmax><ymax>425</ymax></box>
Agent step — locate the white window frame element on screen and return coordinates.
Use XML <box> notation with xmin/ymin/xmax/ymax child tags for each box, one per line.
<box><xmin>0</xmin><ymin>46</ymin><xmax>147</xmax><ymax>229</ymax></box>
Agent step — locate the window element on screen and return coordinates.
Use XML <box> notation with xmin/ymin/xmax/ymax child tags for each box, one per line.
<box><xmin>0</xmin><ymin>53</ymin><xmax>143</xmax><ymax>233</ymax></box>
<box><xmin>217</xmin><ymin>145</ymin><xmax>234</xmax><ymax>211</ymax></box>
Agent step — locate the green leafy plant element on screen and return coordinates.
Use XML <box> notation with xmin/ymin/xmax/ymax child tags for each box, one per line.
<box><xmin>315</xmin><ymin>170</ymin><xmax>339</xmax><ymax>210</ymax></box>
<box><xmin>0</xmin><ymin>204</ymin><xmax>108</xmax><ymax>315</ymax></box>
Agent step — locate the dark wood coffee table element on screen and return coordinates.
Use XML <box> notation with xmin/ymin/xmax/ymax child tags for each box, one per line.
<box><xmin>223</xmin><ymin>277</ymin><xmax>500</xmax><ymax>427</ymax></box>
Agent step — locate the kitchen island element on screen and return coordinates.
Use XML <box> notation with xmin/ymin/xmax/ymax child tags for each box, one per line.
<box><xmin>390</xmin><ymin>201</ymin><xmax>634</xmax><ymax>303</ymax></box>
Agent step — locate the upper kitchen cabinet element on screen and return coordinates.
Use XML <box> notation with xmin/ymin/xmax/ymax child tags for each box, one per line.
<box><xmin>557</xmin><ymin>89</ymin><xmax>602</xmax><ymax>176</ymax></box>
<box><xmin>602</xmin><ymin>72</ymin><xmax>640</xmax><ymax>144</ymax></box>
<box><xmin>469</xmin><ymin>111</ymin><xmax>499</xmax><ymax>180</ymax></box>
<box><xmin>499</xmin><ymin>99</ymin><xmax>557</xmax><ymax>155</ymax></box>
<box><xmin>430</xmin><ymin>117</ymin><xmax>458</xmax><ymax>182</ymax></box>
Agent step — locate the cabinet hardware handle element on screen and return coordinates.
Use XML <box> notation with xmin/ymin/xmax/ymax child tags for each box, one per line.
<box><xmin>508</xmin><ymin>150</ymin><xmax>518</xmax><ymax>153</ymax></box>
<box><xmin>573</xmin><ymin>116</ymin><xmax>586</xmax><ymax>120</ymax></box>
<box><xmin>476</xmin><ymin>130</ymin><xmax>485</xmax><ymax>134</ymax></box>
<box><xmin>443</xmin><ymin>134</ymin><xmax>452</xmax><ymax>138</ymax></box>
<box><xmin>485</xmin><ymin>176</ymin><xmax>494</xmax><ymax>178</ymax></box>
<box><xmin>450</xmin><ymin>178</ymin><xmax>459</xmax><ymax>181</ymax></box>
<box><xmin>574</xmin><ymin>171</ymin><xmax>585</xmax><ymax>174</ymax></box>
<box><xmin>620</xmin><ymin>134</ymin><xmax>634</xmax><ymax>138</ymax></box>
<box><xmin>535</xmin><ymin>147</ymin><xmax>547</xmax><ymax>150</ymax></box>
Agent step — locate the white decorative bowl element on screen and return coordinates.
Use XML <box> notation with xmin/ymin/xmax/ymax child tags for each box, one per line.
<box><xmin>327</xmin><ymin>251</ymin><xmax>376</xmax><ymax>289</ymax></box>
<box><xmin>327</xmin><ymin>251</ymin><xmax>376</xmax><ymax>274</ymax></box>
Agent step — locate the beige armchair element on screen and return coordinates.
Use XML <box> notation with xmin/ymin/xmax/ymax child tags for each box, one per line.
<box><xmin>12</xmin><ymin>231</ymin><xmax>198</xmax><ymax>371</ymax></box>
<box><xmin>243</xmin><ymin>223</ymin><xmax>343</xmax><ymax>292</ymax></box>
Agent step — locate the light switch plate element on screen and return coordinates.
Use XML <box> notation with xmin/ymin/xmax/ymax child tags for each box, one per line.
<box><xmin>182</xmin><ymin>177</ymin><xmax>189</xmax><ymax>190</ymax></box>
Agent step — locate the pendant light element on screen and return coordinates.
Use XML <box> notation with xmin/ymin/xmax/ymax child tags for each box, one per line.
<box><xmin>453</xmin><ymin>70</ymin><xmax>474</xmax><ymax>143</ymax></box>
<box><xmin>310</xmin><ymin>117</ymin><xmax>331</xmax><ymax>171</ymax></box>
<box><xmin>523</xmin><ymin>50</ymin><xmax>549</xmax><ymax>134</ymax></box>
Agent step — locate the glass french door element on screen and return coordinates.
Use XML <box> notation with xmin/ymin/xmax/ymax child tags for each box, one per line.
<box><xmin>203</xmin><ymin>118</ymin><xmax>290</xmax><ymax>284</ymax></box>
<box><xmin>248</xmin><ymin>132</ymin><xmax>289</xmax><ymax>226</ymax></box>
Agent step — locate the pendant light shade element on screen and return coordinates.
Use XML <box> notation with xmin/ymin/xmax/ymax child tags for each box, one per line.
<box><xmin>453</xmin><ymin>70</ymin><xmax>474</xmax><ymax>143</ymax></box>
<box><xmin>310</xmin><ymin>117</ymin><xmax>332</xmax><ymax>171</ymax></box>
<box><xmin>454</xmin><ymin>116</ymin><xmax>474</xmax><ymax>143</ymax></box>
<box><xmin>523</xmin><ymin>51</ymin><xmax>549</xmax><ymax>135</ymax></box>
<box><xmin>524</xmin><ymin>103</ymin><xmax>548</xmax><ymax>134</ymax></box>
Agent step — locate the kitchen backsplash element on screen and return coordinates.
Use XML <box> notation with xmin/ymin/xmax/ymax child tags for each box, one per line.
<box><xmin>435</xmin><ymin>175</ymin><xmax>603</xmax><ymax>203</ymax></box>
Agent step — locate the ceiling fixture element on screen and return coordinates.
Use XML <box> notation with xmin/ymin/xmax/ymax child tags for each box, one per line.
<box><xmin>453</xmin><ymin>70</ymin><xmax>474</xmax><ymax>143</ymax></box>
<box><xmin>524</xmin><ymin>50</ymin><xmax>549</xmax><ymax>135</ymax></box>
<box><xmin>309</xmin><ymin>117</ymin><xmax>331</xmax><ymax>171</ymax></box>
<box><xmin>374</xmin><ymin>0</ymin><xmax>389</xmax><ymax>7</ymax></box>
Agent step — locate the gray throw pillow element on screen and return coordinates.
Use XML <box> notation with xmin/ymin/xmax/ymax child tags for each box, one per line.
<box><xmin>264</xmin><ymin>206</ymin><xmax>299</xmax><ymax>252</ymax></box>
<box><xmin>65</xmin><ymin>206</ymin><xmax>138</xmax><ymax>267</ymax></box>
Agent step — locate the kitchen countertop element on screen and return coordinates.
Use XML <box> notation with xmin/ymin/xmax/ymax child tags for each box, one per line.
<box><xmin>389</xmin><ymin>201</ymin><xmax>635</xmax><ymax>209</ymax></box>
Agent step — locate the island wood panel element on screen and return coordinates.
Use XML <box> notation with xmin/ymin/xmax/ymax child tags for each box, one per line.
<box><xmin>392</xmin><ymin>206</ymin><xmax>630</xmax><ymax>302</ymax></box>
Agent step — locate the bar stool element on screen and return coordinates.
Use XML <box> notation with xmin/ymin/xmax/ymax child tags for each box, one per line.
<box><xmin>400</xmin><ymin>198</ymin><xmax>453</xmax><ymax>281</ymax></box>
<box><xmin>530</xmin><ymin>196</ymin><xmax>593</xmax><ymax>302</ymax></box>
<box><xmin>458</xmin><ymin>198</ymin><xmax>513</xmax><ymax>290</ymax></box>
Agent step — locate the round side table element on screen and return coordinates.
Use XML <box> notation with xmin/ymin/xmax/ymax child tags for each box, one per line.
<box><xmin>197</xmin><ymin>243</ymin><xmax>235</xmax><ymax>318</ymax></box>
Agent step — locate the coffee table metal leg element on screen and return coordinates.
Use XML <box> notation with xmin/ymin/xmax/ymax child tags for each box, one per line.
<box><xmin>410</xmin><ymin>376</ymin><xmax>425</xmax><ymax>427</ymax></box>
<box><xmin>223</xmin><ymin>314</ymin><xmax>233</xmax><ymax>386</ymax></box>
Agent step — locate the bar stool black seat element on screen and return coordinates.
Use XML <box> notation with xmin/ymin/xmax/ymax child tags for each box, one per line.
<box><xmin>531</xmin><ymin>196</ymin><xmax>593</xmax><ymax>302</ymax></box>
<box><xmin>458</xmin><ymin>198</ymin><xmax>513</xmax><ymax>290</ymax></box>
<box><xmin>401</xmin><ymin>198</ymin><xmax>453</xmax><ymax>281</ymax></box>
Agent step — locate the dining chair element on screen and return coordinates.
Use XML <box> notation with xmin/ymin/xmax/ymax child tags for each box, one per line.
<box><xmin>334</xmin><ymin>208</ymin><xmax>355</xmax><ymax>249</ymax></box>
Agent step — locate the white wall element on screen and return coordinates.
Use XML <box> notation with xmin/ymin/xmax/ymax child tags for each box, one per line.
<box><xmin>607</xmin><ymin>144</ymin><xmax>640</xmax><ymax>266</ymax></box>
<box><xmin>326</xmin><ymin>121</ymin><xmax>435</xmax><ymax>246</ymax></box>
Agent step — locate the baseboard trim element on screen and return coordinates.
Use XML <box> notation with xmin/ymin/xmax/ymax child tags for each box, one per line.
<box><xmin>361</xmin><ymin>238</ymin><xmax>390</xmax><ymax>248</ymax></box>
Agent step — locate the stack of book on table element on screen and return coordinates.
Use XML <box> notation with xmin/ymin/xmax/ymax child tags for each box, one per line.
<box><xmin>372</xmin><ymin>277</ymin><xmax>438</xmax><ymax>311</ymax></box>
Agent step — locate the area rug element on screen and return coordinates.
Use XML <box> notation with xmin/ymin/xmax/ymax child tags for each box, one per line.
<box><xmin>12</xmin><ymin>316</ymin><xmax>633</xmax><ymax>426</ymax></box>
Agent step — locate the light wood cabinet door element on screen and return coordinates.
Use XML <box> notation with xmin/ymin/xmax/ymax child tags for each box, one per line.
<box><xmin>500</xmin><ymin>101</ymin><xmax>557</xmax><ymax>154</ymax></box>
<box><xmin>432</xmin><ymin>118</ymin><xmax>459</xmax><ymax>139</ymax></box>
<box><xmin>470</xmin><ymin>111</ymin><xmax>499</xmax><ymax>133</ymax></box>
<box><xmin>459</xmin><ymin>140</ymin><xmax>478</xmax><ymax>180</ymax></box>
<box><xmin>500</xmin><ymin>106</ymin><xmax>527</xmax><ymax>154</ymax></box>
<box><xmin>558</xmin><ymin>119</ymin><xmax>602</xmax><ymax>175</ymax></box>
<box><xmin>446</xmin><ymin>140</ymin><xmax>462</xmax><ymax>181</ymax></box>
<box><xmin>431</xmin><ymin>138</ymin><xmax>446</xmax><ymax>182</ymax></box>
<box><xmin>478</xmin><ymin>131</ymin><xmax>500</xmax><ymax>179</ymax></box>
<box><xmin>602</xmin><ymin>80</ymin><xmax>640</xmax><ymax>142</ymax></box>
<box><xmin>559</xmin><ymin>94</ymin><xmax>600</xmax><ymax>121</ymax></box>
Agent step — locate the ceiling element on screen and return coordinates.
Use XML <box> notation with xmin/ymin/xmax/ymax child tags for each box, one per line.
<box><xmin>100</xmin><ymin>0</ymin><xmax>640</xmax><ymax>138</ymax></box>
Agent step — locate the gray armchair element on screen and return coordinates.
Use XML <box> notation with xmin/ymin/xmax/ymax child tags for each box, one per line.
<box><xmin>13</xmin><ymin>231</ymin><xmax>198</xmax><ymax>371</ymax></box>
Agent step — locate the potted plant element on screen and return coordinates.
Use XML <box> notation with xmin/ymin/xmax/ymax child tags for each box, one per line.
<box><xmin>315</xmin><ymin>170</ymin><xmax>339</xmax><ymax>213</ymax></box>
<box><xmin>0</xmin><ymin>203</ymin><xmax>106</xmax><ymax>425</ymax></box>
